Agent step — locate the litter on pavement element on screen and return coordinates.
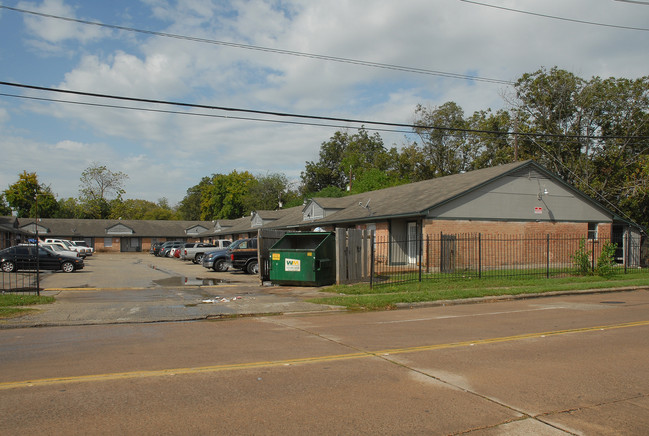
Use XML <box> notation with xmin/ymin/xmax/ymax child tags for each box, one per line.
<box><xmin>201</xmin><ymin>296</ymin><xmax>243</xmax><ymax>304</ymax></box>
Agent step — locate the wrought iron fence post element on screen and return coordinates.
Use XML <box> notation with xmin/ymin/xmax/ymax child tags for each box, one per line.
<box><xmin>418</xmin><ymin>229</ymin><xmax>423</xmax><ymax>283</ymax></box>
<box><xmin>546</xmin><ymin>234</ymin><xmax>550</xmax><ymax>278</ymax></box>
<box><xmin>625</xmin><ymin>232</ymin><xmax>629</xmax><ymax>274</ymax></box>
<box><xmin>370</xmin><ymin>231</ymin><xmax>375</xmax><ymax>289</ymax></box>
<box><xmin>478</xmin><ymin>233</ymin><xmax>482</xmax><ymax>279</ymax></box>
<box><xmin>439</xmin><ymin>231</ymin><xmax>443</xmax><ymax>273</ymax></box>
<box><xmin>35</xmin><ymin>194</ymin><xmax>40</xmax><ymax>296</ymax></box>
<box><xmin>591</xmin><ymin>237</ymin><xmax>596</xmax><ymax>273</ymax></box>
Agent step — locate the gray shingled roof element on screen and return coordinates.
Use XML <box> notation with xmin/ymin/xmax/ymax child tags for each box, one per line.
<box><xmin>306</xmin><ymin>160</ymin><xmax>533</xmax><ymax>225</ymax></box>
<box><xmin>17</xmin><ymin>218</ymin><xmax>215</xmax><ymax>238</ymax></box>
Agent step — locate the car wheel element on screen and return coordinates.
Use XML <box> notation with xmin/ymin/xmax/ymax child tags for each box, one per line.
<box><xmin>61</xmin><ymin>261</ymin><xmax>75</xmax><ymax>273</ymax></box>
<box><xmin>246</xmin><ymin>260</ymin><xmax>259</xmax><ymax>275</ymax></box>
<box><xmin>195</xmin><ymin>253</ymin><xmax>204</xmax><ymax>264</ymax></box>
<box><xmin>213</xmin><ymin>259</ymin><xmax>228</xmax><ymax>272</ymax></box>
<box><xmin>1</xmin><ymin>261</ymin><xmax>15</xmax><ymax>273</ymax></box>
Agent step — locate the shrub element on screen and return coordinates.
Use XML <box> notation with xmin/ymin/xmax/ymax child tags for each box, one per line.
<box><xmin>596</xmin><ymin>242</ymin><xmax>618</xmax><ymax>278</ymax></box>
<box><xmin>571</xmin><ymin>239</ymin><xmax>592</xmax><ymax>275</ymax></box>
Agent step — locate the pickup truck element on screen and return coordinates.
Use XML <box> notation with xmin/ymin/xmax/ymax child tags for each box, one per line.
<box><xmin>201</xmin><ymin>238</ymin><xmax>257</xmax><ymax>273</ymax></box>
<box><xmin>181</xmin><ymin>240</ymin><xmax>231</xmax><ymax>264</ymax></box>
<box><xmin>70</xmin><ymin>240</ymin><xmax>94</xmax><ymax>256</ymax></box>
<box><xmin>227</xmin><ymin>237</ymin><xmax>259</xmax><ymax>274</ymax></box>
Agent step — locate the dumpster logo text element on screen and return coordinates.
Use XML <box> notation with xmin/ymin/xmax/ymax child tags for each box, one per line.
<box><xmin>285</xmin><ymin>258</ymin><xmax>301</xmax><ymax>272</ymax></box>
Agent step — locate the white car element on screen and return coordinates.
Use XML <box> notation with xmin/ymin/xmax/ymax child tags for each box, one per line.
<box><xmin>43</xmin><ymin>238</ymin><xmax>89</xmax><ymax>256</ymax></box>
<box><xmin>40</xmin><ymin>242</ymin><xmax>82</xmax><ymax>258</ymax></box>
<box><xmin>71</xmin><ymin>240</ymin><xmax>94</xmax><ymax>256</ymax></box>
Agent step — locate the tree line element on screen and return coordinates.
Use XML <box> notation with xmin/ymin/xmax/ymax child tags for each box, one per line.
<box><xmin>2</xmin><ymin>67</ymin><xmax>648</xmax><ymax>227</ymax></box>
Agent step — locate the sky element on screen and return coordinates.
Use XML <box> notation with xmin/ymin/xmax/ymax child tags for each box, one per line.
<box><xmin>1</xmin><ymin>0</ymin><xmax>648</xmax><ymax>207</ymax></box>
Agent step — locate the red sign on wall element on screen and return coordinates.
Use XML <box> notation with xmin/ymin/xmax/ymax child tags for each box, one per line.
<box><xmin>534</xmin><ymin>207</ymin><xmax>543</xmax><ymax>214</ymax></box>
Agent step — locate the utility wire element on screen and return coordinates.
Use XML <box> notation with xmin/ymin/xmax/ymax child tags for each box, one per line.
<box><xmin>0</xmin><ymin>4</ymin><xmax>511</xmax><ymax>85</ymax></box>
<box><xmin>2</xmin><ymin>80</ymin><xmax>648</xmax><ymax>140</ymax></box>
<box><xmin>459</xmin><ymin>0</ymin><xmax>649</xmax><ymax>32</ymax></box>
<box><xmin>614</xmin><ymin>0</ymin><xmax>649</xmax><ymax>5</ymax></box>
<box><xmin>0</xmin><ymin>92</ymin><xmax>414</xmax><ymax>134</ymax></box>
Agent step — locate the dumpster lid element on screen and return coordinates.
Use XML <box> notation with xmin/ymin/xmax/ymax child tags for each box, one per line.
<box><xmin>270</xmin><ymin>232</ymin><xmax>334</xmax><ymax>250</ymax></box>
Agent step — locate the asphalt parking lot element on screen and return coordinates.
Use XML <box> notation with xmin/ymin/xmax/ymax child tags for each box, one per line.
<box><xmin>3</xmin><ymin>252</ymin><xmax>339</xmax><ymax>327</ymax></box>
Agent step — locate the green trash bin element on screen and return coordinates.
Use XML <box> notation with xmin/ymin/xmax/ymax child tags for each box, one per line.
<box><xmin>269</xmin><ymin>232</ymin><xmax>336</xmax><ymax>286</ymax></box>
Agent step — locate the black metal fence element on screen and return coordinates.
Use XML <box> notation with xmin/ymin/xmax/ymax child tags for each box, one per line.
<box><xmin>371</xmin><ymin>232</ymin><xmax>645</xmax><ymax>287</ymax></box>
<box><xmin>1</xmin><ymin>270</ymin><xmax>40</xmax><ymax>294</ymax></box>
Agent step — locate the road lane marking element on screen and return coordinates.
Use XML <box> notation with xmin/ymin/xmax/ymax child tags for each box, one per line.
<box><xmin>2</xmin><ymin>319</ymin><xmax>648</xmax><ymax>391</ymax></box>
<box><xmin>375</xmin><ymin>307</ymin><xmax>561</xmax><ymax>324</ymax></box>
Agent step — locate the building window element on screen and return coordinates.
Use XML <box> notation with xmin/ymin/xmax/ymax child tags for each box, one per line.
<box><xmin>104</xmin><ymin>237</ymin><xmax>113</xmax><ymax>248</ymax></box>
<box><xmin>588</xmin><ymin>223</ymin><xmax>598</xmax><ymax>240</ymax></box>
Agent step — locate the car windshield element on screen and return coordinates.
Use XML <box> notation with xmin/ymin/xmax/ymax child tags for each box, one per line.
<box><xmin>228</xmin><ymin>240</ymin><xmax>246</xmax><ymax>250</ymax></box>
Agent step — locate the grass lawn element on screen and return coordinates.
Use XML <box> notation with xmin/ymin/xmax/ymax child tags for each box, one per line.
<box><xmin>0</xmin><ymin>294</ymin><xmax>55</xmax><ymax>318</ymax></box>
<box><xmin>308</xmin><ymin>272</ymin><xmax>649</xmax><ymax>310</ymax></box>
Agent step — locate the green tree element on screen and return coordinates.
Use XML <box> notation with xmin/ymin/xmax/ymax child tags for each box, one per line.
<box><xmin>301</xmin><ymin>127</ymin><xmax>390</xmax><ymax>194</ymax></box>
<box><xmin>109</xmin><ymin>198</ymin><xmax>178</xmax><ymax>220</ymax></box>
<box><xmin>413</xmin><ymin>102</ymin><xmax>475</xmax><ymax>177</ymax></box>
<box><xmin>510</xmin><ymin>67</ymin><xmax>589</xmax><ymax>182</ymax></box>
<box><xmin>178</xmin><ymin>177</ymin><xmax>212</xmax><ymax>220</ymax></box>
<box><xmin>468</xmin><ymin>108</ymin><xmax>514</xmax><ymax>169</ymax></box>
<box><xmin>55</xmin><ymin>197</ymin><xmax>83</xmax><ymax>218</ymax></box>
<box><xmin>0</xmin><ymin>193</ymin><xmax>12</xmax><ymax>216</ymax></box>
<box><xmin>200</xmin><ymin>170</ymin><xmax>256</xmax><ymax>220</ymax></box>
<box><xmin>4</xmin><ymin>171</ymin><xmax>58</xmax><ymax>218</ymax></box>
<box><xmin>350</xmin><ymin>168</ymin><xmax>403</xmax><ymax>194</ymax></box>
<box><xmin>244</xmin><ymin>173</ymin><xmax>297</xmax><ymax>211</ymax></box>
<box><xmin>79</xmin><ymin>163</ymin><xmax>128</xmax><ymax>219</ymax></box>
<box><xmin>392</xmin><ymin>142</ymin><xmax>433</xmax><ymax>183</ymax></box>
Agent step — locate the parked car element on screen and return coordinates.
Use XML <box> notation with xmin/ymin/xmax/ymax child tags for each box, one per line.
<box><xmin>170</xmin><ymin>247</ymin><xmax>182</xmax><ymax>258</ymax></box>
<box><xmin>43</xmin><ymin>238</ymin><xmax>89</xmax><ymax>256</ymax></box>
<box><xmin>150</xmin><ymin>242</ymin><xmax>163</xmax><ymax>255</ymax></box>
<box><xmin>156</xmin><ymin>241</ymin><xmax>184</xmax><ymax>257</ymax></box>
<box><xmin>0</xmin><ymin>245</ymin><xmax>84</xmax><ymax>273</ymax></box>
<box><xmin>202</xmin><ymin>241</ymin><xmax>248</xmax><ymax>272</ymax></box>
<box><xmin>40</xmin><ymin>242</ymin><xmax>83</xmax><ymax>259</ymax></box>
<box><xmin>70</xmin><ymin>240</ymin><xmax>94</xmax><ymax>256</ymax></box>
<box><xmin>181</xmin><ymin>240</ymin><xmax>231</xmax><ymax>264</ymax></box>
<box><xmin>227</xmin><ymin>238</ymin><xmax>259</xmax><ymax>274</ymax></box>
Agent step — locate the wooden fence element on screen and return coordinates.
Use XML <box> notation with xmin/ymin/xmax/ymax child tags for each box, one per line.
<box><xmin>335</xmin><ymin>228</ymin><xmax>372</xmax><ymax>284</ymax></box>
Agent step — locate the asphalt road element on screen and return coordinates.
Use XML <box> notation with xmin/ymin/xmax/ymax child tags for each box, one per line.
<box><xmin>1</xmin><ymin>286</ymin><xmax>649</xmax><ymax>435</ymax></box>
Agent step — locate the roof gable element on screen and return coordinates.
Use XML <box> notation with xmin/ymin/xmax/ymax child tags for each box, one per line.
<box><xmin>19</xmin><ymin>222</ymin><xmax>49</xmax><ymax>235</ymax></box>
<box><xmin>185</xmin><ymin>224</ymin><xmax>209</xmax><ymax>235</ymax></box>
<box><xmin>106</xmin><ymin>223</ymin><xmax>134</xmax><ymax>235</ymax></box>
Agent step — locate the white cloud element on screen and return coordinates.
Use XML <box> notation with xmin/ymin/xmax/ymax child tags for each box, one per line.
<box><xmin>18</xmin><ymin>0</ymin><xmax>107</xmax><ymax>46</ymax></box>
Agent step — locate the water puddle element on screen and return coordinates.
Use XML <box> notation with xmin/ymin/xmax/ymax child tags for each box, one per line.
<box><xmin>153</xmin><ymin>277</ymin><xmax>235</xmax><ymax>287</ymax></box>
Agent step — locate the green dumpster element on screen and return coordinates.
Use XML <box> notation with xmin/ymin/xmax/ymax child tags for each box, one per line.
<box><xmin>269</xmin><ymin>232</ymin><xmax>336</xmax><ymax>286</ymax></box>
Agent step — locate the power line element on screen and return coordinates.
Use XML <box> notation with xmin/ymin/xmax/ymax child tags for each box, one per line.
<box><xmin>2</xmin><ymin>80</ymin><xmax>648</xmax><ymax>140</ymax></box>
<box><xmin>0</xmin><ymin>92</ymin><xmax>413</xmax><ymax>134</ymax></box>
<box><xmin>0</xmin><ymin>4</ymin><xmax>511</xmax><ymax>85</ymax></box>
<box><xmin>614</xmin><ymin>0</ymin><xmax>649</xmax><ymax>5</ymax></box>
<box><xmin>459</xmin><ymin>0</ymin><xmax>649</xmax><ymax>32</ymax></box>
